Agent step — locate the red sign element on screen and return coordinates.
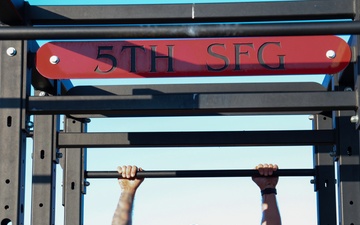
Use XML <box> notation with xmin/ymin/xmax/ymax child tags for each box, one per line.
<box><xmin>36</xmin><ymin>36</ymin><xmax>351</xmax><ymax>79</ymax></box>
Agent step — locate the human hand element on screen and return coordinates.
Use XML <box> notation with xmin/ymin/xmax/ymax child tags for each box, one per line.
<box><xmin>117</xmin><ymin>165</ymin><xmax>144</xmax><ymax>193</ymax></box>
<box><xmin>252</xmin><ymin>164</ymin><xmax>279</xmax><ymax>190</ymax></box>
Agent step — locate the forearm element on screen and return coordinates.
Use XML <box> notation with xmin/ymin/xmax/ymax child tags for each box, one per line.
<box><xmin>261</xmin><ymin>194</ymin><xmax>281</xmax><ymax>225</ymax></box>
<box><xmin>112</xmin><ymin>191</ymin><xmax>136</xmax><ymax>225</ymax></box>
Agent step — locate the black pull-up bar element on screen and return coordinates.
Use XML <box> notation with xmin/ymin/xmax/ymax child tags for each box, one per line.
<box><xmin>0</xmin><ymin>21</ymin><xmax>360</xmax><ymax>40</ymax></box>
<box><xmin>85</xmin><ymin>169</ymin><xmax>315</xmax><ymax>179</ymax></box>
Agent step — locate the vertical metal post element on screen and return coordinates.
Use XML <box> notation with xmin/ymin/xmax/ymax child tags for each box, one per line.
<box><xmin>0</xmin><ymin>40</ymin><xmax>29</xmax><ymax>225</ymax></box>
<box><xmin>336</xmin><ymin>113</ymin><xmax>360</xmax><ymax>225</ymax></box>
<box><xmin>312</xmin><ymin>113</ymin><xmax>337</xmax><ymax>225</ymax></box>
<box><xmin>336</xmin><ymin>33</ymin><xmax>360</xmax><ymax>224</ymax></box>
<box><xmin>62</xmin><ymin>117</ymin><xmax>87</xmax><ymax>225</ymax></box>
<box><xmin>31</xmin><ymin>90</ymin><xmax>60</xmax><ymax>225</ymax></box>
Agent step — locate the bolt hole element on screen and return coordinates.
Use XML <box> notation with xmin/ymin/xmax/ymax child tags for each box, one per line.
<box><xmin>39</xmin><ymin>203</ymin><xmax>43</xmax><ymax>207</ymax></box>
<box><xmin>323</xmin><ymin>117</ymin><xmax>327</xmax><ymax>120</ymax></box>
<box><xmin>71</xmin><ymin>182</ymin><xmax>75</xmax><ymax>190</ymax></box>
<box><xmin>4</xmin><ymin>205</ymin><xmax>9</xmax><ymax>210</ymax></box>
<box><xmin>40</xmin><ymin>150</ymin><xmax>45</xmax><ymax>159</ymax></box>
<box><xmin>7</xmin><ymin>116</ymin><xmax>12</xmax><ymax>127</ymax></box>
<box><xmin>1</xmin><ymin>218</ymin><xmax>12</xmax><ymax>225</ymax></box>
<box><xmin>72</xmin><ymin>120</ymin><xmax>76</xmax><ymax>124</ymax></box>
<box><xmin>5</xmin><ymin>179</ymin><xmax>10</xmax><ymax>184</ymax></box>
<box><xmin>350</xmin><ymin>201</ymin><xmax>354</xmax><ymax>205</ymax></box>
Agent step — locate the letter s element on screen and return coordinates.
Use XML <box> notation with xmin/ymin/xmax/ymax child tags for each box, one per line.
<box><xmin>206</xmin><ymin>44</ymin><xmax>229</xmax><ymax>71</ymax></box>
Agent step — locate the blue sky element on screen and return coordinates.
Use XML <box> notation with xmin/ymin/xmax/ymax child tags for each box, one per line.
<box><xmin>25</xmin><ymin>0</ymin><xmax>329</xmax><ymax>224</ymax></box>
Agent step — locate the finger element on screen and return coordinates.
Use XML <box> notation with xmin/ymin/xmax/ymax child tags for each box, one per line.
<box><xmin>255</xmin><ymin>164</ymin><xmax>263</xmax><ymax>170</ymax></box>
<box><xmin>116</xmin><ymin>166</ymin><xmax>123</xmax><ymax>180</ymax></box>
<box><xmin>131</xmin><ymin>165</ymin><xmax>137</xmax><ymax>177</ymax></box>
<box><xmin>126</xmin><ymin>165</ymin><xmax>132</xmax><ymax>178</ymax></box>
<box><xmin>268</xmin><ymin>164</ymin><xmax>274</xmax><ymax>175</ymax></box>
<box><xmin>258</xmin><ymin>166</ymin><xmax>264</xmax><ymax>175</ymax></box>
<box><xmin>273</xmin><ymin>164</ymin><xmax>279</xmax><ymax>171</ymax></box>
<box><xmin>117</xmin><ymin>166</ymin><xmax>122</xmax><ymax>174</ymax></box>
<box><xmin>263</xmin><ymin>164</ymin><xmax>270</xmax><ymax>176</ymax></box>
<box><xmin>121</xmin><ymin>166</ymin><xmax>127</xmax><ymax>178</ymax></box>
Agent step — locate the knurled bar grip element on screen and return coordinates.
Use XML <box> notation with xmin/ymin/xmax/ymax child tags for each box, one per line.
<box><xmin>85</xmin><ymin>169</ymin><xmax>315</xmax><ymax>179</ymax></box>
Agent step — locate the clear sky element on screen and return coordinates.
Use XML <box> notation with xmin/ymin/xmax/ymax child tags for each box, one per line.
<box><xmin>25</xmin><ymin>0</ymin><xmax>330</xmax><ymax>225</ymax></box>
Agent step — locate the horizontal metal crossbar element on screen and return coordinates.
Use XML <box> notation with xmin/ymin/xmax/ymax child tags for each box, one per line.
<box><xmin>26</xmin><ymin>1</ymin><xmax>355</xmax><ymax>25</ymax></box>
<box><xmin>28</xmin><ymin>91</ymin><xmax>356</xmax><ymax>116</ymax></box>
<box><xmin>66</xmin><ymin>82</ymin><xmax>326</xmax><ymax>95</ymax></box>
<box><xmin>58</xmin><ymin>130</ymin><xmax>335</xmax><ymax>148</ymax></box>
<box><xmin>85</xmin><ymin>169</ymin><xmax>316</xmax><ymax>179</ymax></box>
<box><xmin>1</xmin><ymin>21</ymin><xmax>360</xmax><ymax>40</ymax></box>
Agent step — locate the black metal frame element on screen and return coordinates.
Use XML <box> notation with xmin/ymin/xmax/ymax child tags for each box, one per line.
<box><xmin>1</xmin><ymin>0</ymin><xmax>360</xmax><ymax>224</ymax></box>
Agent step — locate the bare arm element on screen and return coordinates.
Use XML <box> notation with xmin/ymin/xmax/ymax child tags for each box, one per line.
<box><xmin>112</xmin><ymin>165</ymin><xmax>144</xmax><ymax>225</ymax></box>
<box><xmin>261</xmin><ymin>192</ymin><xmax>281</xmax><ymax>225</ymax></box>
<box><xmin>252</xmin><ymin>164</ymin><xmax>282</xmax><ymax>225</ymax></box>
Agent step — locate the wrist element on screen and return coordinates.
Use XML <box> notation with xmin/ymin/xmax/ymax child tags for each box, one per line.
<box><xmin>259</xmin><ymin>184</ymin><xmax>276</xmax><ymax>190</ymax></box>
<box><xmin>261</xmin><ymin>188</ymin><xmax>277</xmax><ymax>196</ymax></box>
<box><xmin>121</xmin><ymin>188</ymin><xmax>137</xmax><ymax>195</ymax></box>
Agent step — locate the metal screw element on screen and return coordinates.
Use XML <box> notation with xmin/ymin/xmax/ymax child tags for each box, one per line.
<box><xmin>49</xmin><ymin>55</ymin><xmax>60</xmax><ymax>64</ymax></box>
<box><xmin>310</xmin><ymin>179</ymin><xmax>315</xmax><ymax>184</ymax></box>
<box><xmin>344</xmin><ymin>87</ymin><xmax>353</xmax><ymax>91</ymax></box>
<box><xmin>39</xmin><ymin>91</ymin><xmax>46</xmax><ymax>96</ymax></box>
<box><xmin>26</xmin><ymin>121</ymin><xmax>34</xmax><ymax>129</ymax></box>
<box><xmin>6</xmin><ymin>47</ymin><xmax>17</xmax><ymax>56</ymax></box>
<box><xmin>326</xmin><ymin>50</ymin><xmax>336</xmax><ymax>59</ymax></box>
<box><xmin>350</xmin><ymin>115</ymin><xmax>359</xmax><ymax>123</ymax></box>
<box><xmin>84</xmin><ymin>181</ymin><xmax>90</xmax><ymax>187</ymax></box>
<box><xmin>56</xmin><ymin>153</ymin><xmax>63</xmax><ymax>159</ymax></box>
<box><xmin>308</xmin><ymin>115</ymin><xmax>314</xmax><ymax>120</ymax></box>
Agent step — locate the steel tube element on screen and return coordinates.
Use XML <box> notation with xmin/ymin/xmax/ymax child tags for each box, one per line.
<box><xmin>27</xmin><ymin>1</ymin><xmax>355</xmax><ymax>25</ymax></box>
<box><xmin>1</xmin><ymin>21</ymin><xmax>360</xmax><ymax>40</ymax></box>
<box><xmin>85</xmin><ymin>169</ymin><xmax>315</xmax><ymax>179</ymax></box>
<box><xmin>28</xmin><ymin>91</ymin><xmax>356</xmax><ymax>116</ymax></box>
<box><xmin>58</xmin><ymin>130</ymin><xmax>336</xmax><ymax>148</ymax></box>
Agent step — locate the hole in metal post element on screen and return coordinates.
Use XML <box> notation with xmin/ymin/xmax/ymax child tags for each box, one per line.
<box><xmin>323</xmin><ymin>117</ymin><xmax>327</xmax><ymax>120</ymax></box>
<box><xmin>21</xmin><ymin>204</ymin><xmax>23</xmax><ymax>213</ymax></box>
<box><xmin>40</xmin><ymin>150</ymin><xmax>45</xmax><ymax>159</ymax></box>
<box><xmin>1</xmin><ymin>219</ymin><xmax>12</xmax><ymax>225</ymax></box>
<box><xmin>39</xmin><ymin>203</ymin><xmax>43</xmax><ymax>207</ymax></box>
<box><xmin>5</xmin><ymin>179</ymin><xmax>10</xmax><ymax>184</ymax></box>
<box><xmin>7</xmin><ymin>116</ymin><xmax>12</xmax><ymax>127</ymax></box>
<box><xmin>350</xmin><ymin>201</ymin><xmax>354</xmax><ymax>205</ymax></box>
<box><xmin>4</xmin><ymin>205</ymin><xmax>9</xmax><ymax>210</ymax></box>
<box><xmin>71</xmin><ymin>182</ymin><xmax>75</xmax><ymax>190</ymax></box>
